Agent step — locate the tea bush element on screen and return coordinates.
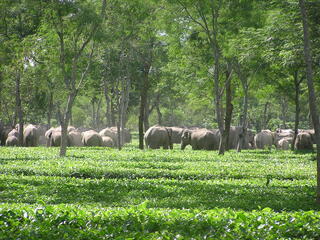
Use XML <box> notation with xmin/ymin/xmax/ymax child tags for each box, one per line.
<box><xmin>0</xmin><ymin>146</ymin><xmax>319</xmax><ymax>239</ymax></box>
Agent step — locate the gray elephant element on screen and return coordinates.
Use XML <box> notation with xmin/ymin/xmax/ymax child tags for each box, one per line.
<box><xmin>48</xmin><ymin>130</ymin><xmax>71</xmax><ymax>147</ymax></box>
<box><xmin>100</xmin><ymin>127</ymin><xmax>131</xmax><ymax>146</ymax></box>
<box><xmin>295</xmin><ymin>132</ymin><xmax>313</xmax><ymax>150</ymax></box>
<box><xmin>299</xmin><ymin>129</ymin><xmax>315</xmax><ymax>143</ymax></box>
<box><xmin>56</xmin><ymin>125</ymin><xmax>76</xmax><ymax>133</ymax></box>
<box><xmin>181</xmin><ymin>129</ymin><xmax>219</xmax><ymax>150</ymax></box>
<box><xmin>274</xmin><ymin>129</ymin><xmax>294</xmax><ymax>148</ymax></box>
<box><xmin>144</xmin><ymin>125</ymin><xmax>173</xmax><ymax>149</ymax></box>
<box><xmin>109</xmin><ymin>127</ymin><xmax>132</xmax><ymax>143</ymax></box>
<box><xmin>8</xmin><ymin>129</ymin><xmax>19</xmax><ymax>138</ymax></box>
<box><xmin>101</xmin><ymin>136</ymin><xmax>114</xmax><ymax>147</ymax></box>
<box><xmin>69</xmin><ymin>130</ymin><xmax>83</xmax><ymax>147</ymax></box>
<box><xmin>99</xmin><ymin>128</ymin><xmax>118</xmax><ymax>146</ymax></box>
<box><xmin>5</xmin><ymin>136</ymin><xmax>19</xmax><ymax>146</ymax></box>
<box><xmin>82</xmin><ymin>130</ymin><xmax>102</xmax><ymax>146</ymax></box>
<box><xmin>168</xmin><ymin>127</ymin><xmax>185</xmax><ymax>144</ymax></box>
<box><xmin>23</xmin><ymin>124</ymin><xmax>40</xmax><ymax>147</ymax></box>
<box><xmin>254</xmin><ymin>130</ymin><xmax>275</xmax><ymax>149</ymax></box>
<box><xmin>45</xmin><ymin>127</ymin><xmax>56</xmax><ymax>147</ymax></box>
<box><xmin>277</xmin><ymin>137</ymin><xmax>293</xmax><ymax>150</ymax></box>
<box><xmin>0</xmin><ymin>125</ymin><xmax>13</xmax><ymax>146</ymax></box>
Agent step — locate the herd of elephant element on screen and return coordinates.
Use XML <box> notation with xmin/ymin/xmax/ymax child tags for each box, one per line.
<box><xmin>0</xmin><ymin>123</ymin><xmax>315</xmax><ymax>151</ymax></box>
<box><xmin>144</xmin><ymin>125</ymin><xmax>315</xmax><ymax>151</ymax></box>
<box><xmin>0</xmin><ymin>124</ymin><xmax>131</xmax><ymax>147</ymax></box>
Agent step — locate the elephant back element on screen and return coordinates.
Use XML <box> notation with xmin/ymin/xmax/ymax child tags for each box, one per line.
<box><xmin>144</xmin><ymin>126</ymin><xmax>172</xmax><ymax>149</ymax></box>
<box><xmin>69</xmin><ymin>130</ymin><xmax>83</xmax><ymax>147</ymax></box>
<box><xmin>5</xmin><ymin>136</ymin><xmax>19</xmax><ymax>146</ymax></box>
<box><xmin>82</xmin><ymin>130</ymin><xmax>102</xmax><ymax>146</ymax></box>
<box><xmin>102</xmin><ymin>136</ymin><xmax>114</xmax><ymax>147</ymax></box>
<box><xmin>295</xmin><ymin>132</ymin><xmax>313</xmax><ymax>150</ymax></box>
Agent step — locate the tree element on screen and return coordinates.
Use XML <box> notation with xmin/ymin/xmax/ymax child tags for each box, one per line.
<box><xmin>299</xmin><ymin>0</ymin><xmax>320</xmax><ymax>203</ymax></box>
<box><xmin>42</xmin><ymin>0</ymin><xmax>107</xmax><ymax>156</ymax></box>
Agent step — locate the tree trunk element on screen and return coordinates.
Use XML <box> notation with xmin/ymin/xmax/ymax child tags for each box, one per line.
<box><xmin>224</xmin><ymin>64</ymin><xmax>233</xmax><ymax>151</ymax></box>
<box><xmin>103</xmin><ymin>78</ymin><xmax>112</xmax><ymax>127</ymax></box>
<box><xmin>144</xmin><ymin>97</ymin><xmax>150</xmax><ymax>132</ymax></box>
<box><xmin>59</xmin><ymin>92</ymin><xmax>74</xmax><ymax>157</ymax></box>
<box><xmin>262</xmin><ymin>102</ymin><xmax>270</xmax><ymax>130</ymax></box>
<box><xmin>91</xmin><ymin>98</ymin><xmax>96</xmax><ymax>128</ymax></box>
<box><xmin>292</xmin><ymin>70</ymin><xmax>301</xmax><ymax>151</ymax></box>
<box><xmin>15</xmin><ymin>70</ymin><xmax>24</xmax><ymax>146</ymax></box>
<box><xmin>117</xmin><ymin>112</ymin><xmax>122</xmax><ymax>151</ymax></box>
<box><xmin>280</xmin><ymin>97</ymin><xmax>288</xmax><ymax>129</ymax></box>
<box><xmin>110</xmin><ymin>97</ymin><xmax>116</xmax><ymax>126</ymax></box>
<box><xmin>139</xmin><ymin>87</ymin><xmax>148</xmax><ymax>150</ymax></box>
<box><xmin>47</xmin><ymin>91</ymin><xmax>53</xmax><ymax>129</ymax></box>
<box><xmin>96</xmin><ymin>97</ymin><xmax>102</xmax><ymax>129</ymax></box>
<box><xmin>155</xmin><ymin>94</ymin><xmax>162</xmax><ymax>125</ymax></box>
<box><xmin>237</xmin><ymin>85</ymin><xmax>248</xmax><ymax>152</ymax></box>
<box><xmin>299</xmin><ymin>0</ymin><xmax>320</xmax><ymax>204</ymax></box>
<box><xmin>212</xmin><ymin>46</ymin><xmax>224</xmax><ymax>155</ymax></box>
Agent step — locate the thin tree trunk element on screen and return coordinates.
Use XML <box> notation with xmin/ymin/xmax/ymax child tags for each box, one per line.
<box><xmin>262</xmin><ymin>102</ymin><xmax>270</xmax><ymax>130</ymax></box>
<box><xmin>299</xmin><ymin>0</ymin><xmax>320</xmax><ymax>204</ymax></box>
<box><xmin>139</xmin><ymin>87</ymin><xmax>148</xmax><ymax>150</ymax></box>
<box><xmin>15</xmin><ymin>70</ymin><xmax>24</xmax><ymax>146</ymax></box>
<box><xmin>117</xmin><ymin>108</ymin><xmax>122</xmax><ymax>150</ymax></box>
<box><xmin>110</xmin><ymin>97</ymin><xmax>116</xmax><ymax>126</ymax></box>
<box><xmin>103</xmin><ymin>78</ymin><xmax>112</xmax><ymax>127</ymax></box>
<box><xmin>91</xmin><ymin>99</ymin><xmax>96</xmax><ymax>128</ymax></box>
<box><xmin>47</xmin><ymin>91</ymin><xmax>53</xmax><ymax>129</ymax></box>
<box><xmin>144</xmin><ymin>97</ymin><xmax>150</xmax><ymax>131</ymax></box>
<box><xmin>155</xmin><ymin>94</ymin><xmax>162</xmax><ymax>125</ymax></box>
<box><xmin>96</xmin><ymin>97</ymin><xmax>102</xmax><ymax>129</ymax></box>
<box><xmin>281</xmin><ymin>97</ymin><xmax>288</xmax><ymax>129</ymax></box>
<box><xmin>237</xmin><ymin>85</ymin><xmax>248</xmax><ymax>152</ymax></box>
<box><xmin>212</xmin><ymin>46</ymin><xmax>224</xmax><ymax>155</ymax></box>
<box><xmin>292</xmin><ymin>70</ymin><xmax>301</xmax><ymax>151</ymax></box>
<box><xmin>224</xmin><ymin>64</ymin><xmax>233</xmax><ymax>151</ymax></box>
<box><xmin>59</xmin><ymin>92</ymin><xmax>74</xmax><ymax>157</ymax></box>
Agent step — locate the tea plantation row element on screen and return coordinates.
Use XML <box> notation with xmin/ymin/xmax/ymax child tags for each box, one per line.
<box><xmin>0</xmin><ymin>146</ymin><xmax>319</xmax><ymax>239</ymax></box>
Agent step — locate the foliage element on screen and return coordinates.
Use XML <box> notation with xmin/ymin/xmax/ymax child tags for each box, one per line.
<box><xmin>0</xmin><ymin>146</ymin><xmax>319</xmax><ymax>238</ymax></box>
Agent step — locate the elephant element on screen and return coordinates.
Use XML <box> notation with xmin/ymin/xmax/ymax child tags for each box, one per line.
<box><xmin>100</xmin><ymin>127</ymin><xmax>131</xmax><ymax>146</ymax></box>
<box><xmin>181</xmin><ymin>129</ymin><xmax>220</xmax><ymax>150</ymax></box>
<box><xmin>69</xmin><ymin>130</ymin><xmax>83</xmax><ymax>147</ymax></box>
<box><xmin>168</xmin><ymin>127</ymin><xmax>185</xmax><ymax>144</ymax></box>
<box><xmin>217</xmin><ymin>126</ymin><xmax>254</xmax><ymax>150</ymax></box>
<box><xmin>276</xmin><ymin>128</ymin><xmax>294</xmax><ymax>135</ymax></box>
<box><xmin>45</xmin><ymin>127</ymin><xmax>56</xmax><ymax>147</ymax></box>
<box><xmin>275</xmin><ymin>129</ymin><xmax>294</xmax><ymax>148</ymax></box>
<box><xmin>23</xmin><ymin>124</ymin><xmax>40</xmax><ymax>147</ymax></box>
<box><xmin>254</xmin><ymin>130</ymin><xmax>275</xmax><ymax>149</ymax></box>
<box><xmin>5</xmin><ymin>136</ymin><xmax>19</xmax><ymax>146</ymax></box>
<box><xmin>56</xmin><ymin>126</ymin><xmax>76</xmax><ymax>133</ymax></box>
<box><xmin>294</xmin><ymin>132</ymin><xmax>313</xmax><ymax>150</ymax></box>
<box><xmin>144</xmin><ymin>125</ymin><xmax>173</xmax><ymax>149</ymax></box>
<box><xmin>8</xmin><ymin>129</ymin><xmax>19</xmax><ymax>138</ymax></box>
<box><xmin>0</xmin><ymin>125</ymin><xmax>13</xmax><ymax>146</ymax></box>
<box><xmin>48</xmin><ymin>130</ymin><xmax>71</xmax><ymax>147</ymax></box>
<box><xmin>299</xmin><ymin>129</ymin><xmax>315</xmax><ymax>143</ymax></box>
<box><xmin>99</xmin><ymin>128</ymin><xmax>118</xmax><ymax>146</ymax></box>
<box><xmin>109</xmin><ymin>127</ymin><xmax>132</xmax><ymax>143</ymax></box>
<box><xmin>277</xmin><ymin>137</ymin><xmax>293</xmax><ymax>150</ymax></box>
<box><xmin>82</xmin><ymin>130</ymin><xmax>102</xmax><ymax>146</ymax></box>
<box><xmin>35</xmin><ymin>124</ymin><xmax>48</xmax><ymax>146</ymax></box>
<box><xmin>101</xmin><ymin>136</ymin><xmax>114</xmax><ymax>147</ymax></box>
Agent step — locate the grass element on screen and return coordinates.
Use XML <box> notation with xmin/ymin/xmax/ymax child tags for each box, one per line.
<box><xmin>0</xmin><ymin>142</ymin><xmax>319</xmax><ymax>239</ymax></box>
